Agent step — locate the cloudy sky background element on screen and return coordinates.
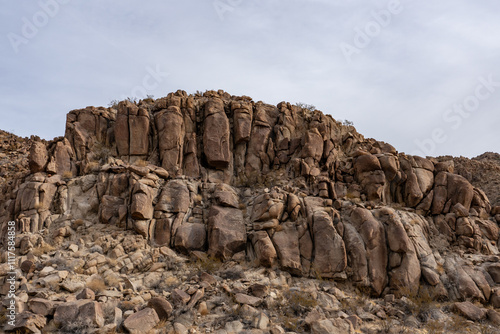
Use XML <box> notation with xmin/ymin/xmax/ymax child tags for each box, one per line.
<box><xmin>1</xmin><ymin>0</ymin><xmax>499</xmax><ymax>158</ymax></box>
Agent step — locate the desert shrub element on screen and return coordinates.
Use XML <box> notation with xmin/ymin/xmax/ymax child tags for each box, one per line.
<box><xmin>87</xmin><ymin>276</ymin><xmax>106</xmax><ymax>293</ymax></box>
<box><xmin>32</xmin><ymin>242</ymin><xmax>55</xmax><ymax>256</ymax></box>
<box><xmin>62</xmin><ymin>171</ymin><xmax>73</xmax><ymax>179</ymax></box>
<box><xmin>425</xmin><ymin>320</ymin><xmax>445</xmax><ymax>334</ymax></box>
<box><xmin>342</xmin><ymin>119</ymin><xmax>354</xmax><ymax>126</ymax></box>
<box><xmin>134</xmin><ymin>159</ymin><xmax>148</xmax><ymax>167</ymax></box>
<box><xmin>295</xmin><ymin>102</ymin><xmax>316</xmax><ymax>112</ymax></box>
<box><xmin>108</xmin><ymin>100</ymin><xmax>119</xmax><ymax>108</ymax></box>
<box><xmin>281</xmin><ymin>289</ymin><xmax>318</xmax><ymax>315</ymax></box>
<box><xmin>59</xmin><ymin>318</ymin><xmax>96</xmax><ymax>334</ymax></box>
<box><xmin>194</xmin><ymin>256</ymin><xmax>222</xmax><ymax>274</ymax></box>
<box><xmin>91</xmin><ymin>141</ymin><xmax>113</xmax><ymax>162</ymax></box>
<box><xmin>398</xmin><ymin>285</ymin><xmax>437</xmax><ymax>319</ymax></box>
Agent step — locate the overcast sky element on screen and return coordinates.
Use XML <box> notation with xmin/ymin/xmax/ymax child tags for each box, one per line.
<box><xmin>1</xmin><ymin>0</ymin><xmax>499</xmax><ymax>158</ymax></box>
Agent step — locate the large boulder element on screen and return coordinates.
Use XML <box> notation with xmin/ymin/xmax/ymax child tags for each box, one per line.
<box><xmin>207</xmin><ymin>206</ymin><xmax>247</xmax><ymax>260</ymax></box>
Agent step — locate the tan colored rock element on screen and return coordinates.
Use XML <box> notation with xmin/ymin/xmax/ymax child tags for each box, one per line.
<box><xmin>490</xmin><ymin>289</ymin><xmax>500</xmax><ymax>308</ymax></box>
<box><xmin>76</xmin><ymin>288</ymin><xmax>95</xmax><ymax>300</ymax></box>
<box><xmin>487</xmin><ymin>264</ymin><xmax>500</xmax><ymax>284</ymax></box>
<box><xmin>272</xmin><ymin>221</ymin><xmax>302</xmax><ymax>275</ymax></box>
<box><xmin>131</xmin><ymin>183</ymin><xmax>154</xmax><ymax>220</ymax></box>
<box><xmin>232</xmin><ymin>100</ymin><xmax>253</xmax><ymax>144</ymax></box>
<box><xmin>155</xmin><ymin>106</ymin><xmax>185</xmax><ymax>175</ymax></box>
<box><xmin>156</xmin><ymin>180</ymin><xmax>190</xmax><ymax>213</ymax></box>
<box><xmin>29</xmin><ymin>141</ymin><xmax>48</xmax><ymax>173</ymax></box>
<box><xmin>123</xmin><ymin>307</ymin><xmax>159</xmax><ymax>334</ymax></box>
<box><xmin>250</xmin><ymin>231</ymin><xmax>277</xmax><ymax>267</ymax></box>
<box><xmin>487</xmin><ymin>309</ymin><xmax>500</xmax><ymax>326</ymax></box>
<box><xmin>171</xmin><ymin>289</ymin><xmax>191</xmax><ymax>306</ymax></box>
<box><xmin>207</xmin><ymin>206</ymin><xmax>247</xmax><ymax>260</ymax></box>
<box><xmin>204</xmin><ymin>98</ymin><xmax>231</xmax><ymax>168</ymax></box>
<box><xmin>28</xmin><ymin>298</ymin><xmax>55</xmax><ymax>316</ymax></box>
<box><xmin>312</xmin><ymin>210</ymin><xmax>347</xmax><ymax>278</ymax></box>
<box><xmin>453</xmin><ymin>301</ymin><xmax>487</xmax><ymax>321</ymax></box>
<box><xmin>343</xmin><ymin>223</ymin><xmax>368</xmax><ymax>283</ymax></box>
<box><xmin>350</xmin><ymin>208</ymin><xmax>388</xmax><ymax>295</ymax></box>
<box><xmin>235</xmin><ymin>293</ymin><xmax>262</xmax><ymax>307</ymax></box>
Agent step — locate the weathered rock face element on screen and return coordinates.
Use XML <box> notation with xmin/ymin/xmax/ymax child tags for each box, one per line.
<box><xmin>0</xmin><ymin>90</ymin><xmax>499</xmax><ymax>333</ymax></box>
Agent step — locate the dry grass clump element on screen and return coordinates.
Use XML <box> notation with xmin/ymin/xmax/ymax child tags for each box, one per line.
<box><xmin>87</xmin><ymin>276</ymin><xmax>106</xmax><ymax>293</ymax></box>
<box><xmin>135</xmin><ymin>159</ymin><xmax>148</xmax><ymax>167</ymax></box>
<box><xmin>62</xmin><ymin>171</ymin><xmax>73</xmax><ymax>179</ymax></box>
<box><xmin>32</xmin><ymin>242</ymin><xmax>55</xmax><ymax>256</ymax></box>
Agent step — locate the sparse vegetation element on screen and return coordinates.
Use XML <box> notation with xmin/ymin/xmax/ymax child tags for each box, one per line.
<box><xmin>342</xmin><ymin>119</ymin><xmax>354</xmax><ymax>126</ymax></box>
<box><xmin>87</xmin><ymin>276</ymin><xmax>106</xmax><ymax>293</ymax></box>
<box><xmin>295</xmin><ymin>102</ymin><xmax>316</xmax><ymax>112</ymax></box>
<box><xmin>134</xmin><ymin>159</ymin><xmax>148</xmax><ymax>167</ymax></box>
<box><xmin>108</xmin><ymin>99</ymin><xmax>119</xmax><ymax>108</ymax></box>
<box><xmin>62</xmin><ymin>170</ymin><xmax>73</xmax><ymax>179</ymax></box>
<box><xmin>32</xmin><ymin>241</ymin><xmax>55</xmax><ymax>256</ymax></box>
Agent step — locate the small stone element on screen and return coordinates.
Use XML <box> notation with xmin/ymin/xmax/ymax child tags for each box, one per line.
<box><xmin>123</xmin><ymin>308</ymin><xmax>160</xmax><ymax>334</ymax></box>
<box><xmin>147</xmin><ymin>297</ymin><xmax>173</xmax><ymax>320</ymax></box>
<box><xmin>174</xmin><ymin>322</ymin><xmax>188</xmax><ymax>334</ymax></box>
<box><xmin>234</xmin><ymin>293</ymin><xmax>262</xmax><ymax>307</ymax></box>
<box><xmin>76</xmin><ymin>288</ymin><xmax>95</xmax><ymax>300</ymax></box>
<box><xmin>171</xmin><ymin>288</ymin><xmax>191</xmax><ymax>305</ymax></box>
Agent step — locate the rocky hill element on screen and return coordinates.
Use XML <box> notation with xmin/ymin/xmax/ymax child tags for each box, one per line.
<box><xmin>0</xmin><ymin>130</ymin><xmax>30</xmax><ymax>188</ymax></box>
<box><xmin>453</xmin><ymin>152</ymin><xmax>500</xmax><ymax>207</ymax></box>
<box><xmin>1</xmin><ymin>90</ymin><xmax>500</xmax><ymax>334</ymax></box>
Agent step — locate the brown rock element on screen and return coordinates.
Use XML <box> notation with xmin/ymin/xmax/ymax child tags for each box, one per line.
<box><xmin>77</xmin><ymin>288</ymin><xmax>95</xmax><ymax>300</ymax></box>
<box><xmin>249</xmin><ymin>284</ymin><xmax>269</xmax><ymax>298</ymax></box>
<box><xmin>6</xmin><ymin>312</ymin><xmax>46</xmax><ymax>334</ymax></box>
<box><xmin>174</xmin><ymin>223</ymin><xmax>206</xmax><ymax>252</ymax></box>
<box><xmin>312</xmin><ymin>210</ymin><xmax>347</xmax><ymax>278</ymax></box>
<box><xmin>490</xmin><ymin>290</ymin><xmax>500</xmax><ymax>308</ymax></box>
<box><xmin>250</xmin><ymin>231</ymin><xmax>277</xmax><ymax>267</ymax></box>
<box><xmin>131</xmin><ymin>183</ymin><xmax>154</xmax><ymax>220</ymax></box>
<box><xmin>28</xmin><ymin>298</ymin><xmax>55</xmax><ymax>316</ymax></box>
<box><xmin>123</xmin><ymin>308</ymin><xmax>159</xmax><ymax>334</ymax></box>
<box><xmin>204</xmin><ymin>98</ymin><xmax>231</xmax><ymax>168</ymax></box>
<box><xmin>54</xmin><ymin>300</ymin><xmax>104</xmax><ymax>329</ymax></box>
<box><xmin>350</xmin><ymin>208</ymin><xmax>388</xmax><ymax>295</ymax></box>
<box><xmin>147</xmin><ymin>297</ymin><xmax>173</xmax><ymax>320</ymax></box>
<box><xmin>343</xmin><ymin>223</ymin><xmax>368</xmax><ymax>283</ymax></box>
<box><xmin>272</xmin><ymin>221</ymin><xmax>302</xmax><ymax>275</ymax></box>
<box><xmin>487</xmin><ymin>309</ymin><xmax>500</xmax><ymax>326</ymax></box>
<box><xmin>152</xmin><ymin>218</ymin><xmax>171</xmax><ymax>247</ymax></box>
<box><xmin>207</xmin><ymin>206</ymin><xmax>246</xmax><ymax>260</ymax></box>
<box><xmin>29</xmin><ymin>141</ymin><xmax>48</xmax><ymax>173</ymax></box>
<box><xmin>453</xmin><ymin>301</ymin><xmax>487</xmax><ymax>321</ymax></box>
<box><xmin>232</xmin><ymin>100</ymin><xmax>253</xmax><ymax>144</ymax></box>
<box><xmin>20</xmin><ymin>260</ymin><xmax>35</xmax><ymax>274</ymax></box>
<box><xmin>487</xmin><ymin>264</ymin><xmax>500</xmax><ymax>284</ymax></box>
<box><xmin>171</xmin><ymin>289</ymin><xmax>191</xmax><ymax>306</ymax></box>
<box><xmin>155</xmin><ymin>106</ymin><xmax>185</xmax><ymax>175</ymax></box>
<box><xmin>235</xmin><ymin>293</ymin><xmax>262</xmax><ymax>307</ymax></box>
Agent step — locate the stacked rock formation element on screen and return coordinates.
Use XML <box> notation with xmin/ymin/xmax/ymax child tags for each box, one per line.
<box><xmin>1</xmin><ymin>90</ymin><xmax>499</xmax><ymax>333</ymax></box>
